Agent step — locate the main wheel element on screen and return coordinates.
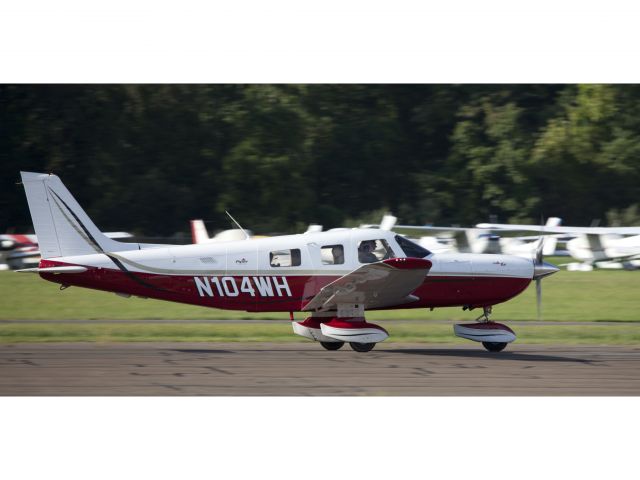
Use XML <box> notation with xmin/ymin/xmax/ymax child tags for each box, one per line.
<box><xmin>320</xmin><ymin>341</ymin><xmax>344</xmax><ymax>351</ymax></box>
<box><xmin>482</xmin><ymin>342</ymin><xmax>507</xmax><ymax>352</ymax></box>
<box><xmin>349</xmin><ymin>342</ymin><xmax>376</xmax><ymax>353</ymax></box>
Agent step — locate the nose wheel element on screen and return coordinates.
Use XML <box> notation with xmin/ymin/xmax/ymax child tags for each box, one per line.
<box><xmin>482</xmin><ymin>342</ymin><xmax>507</xmax><ymax>352</ymax></box>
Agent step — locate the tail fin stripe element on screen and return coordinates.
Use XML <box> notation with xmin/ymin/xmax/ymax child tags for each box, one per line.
<box><xmin>48</xmin><ymin>188</ymin><xmax>103</xmax><ymax>254</ymax></box>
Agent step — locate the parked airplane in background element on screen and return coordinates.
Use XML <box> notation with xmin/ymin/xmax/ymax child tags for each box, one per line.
<box><xmin>18</xmin><ymin>172</ymin><xmax>559</xmax><ymax>353</ymax></box>
<box><xmin>373</xmin><ymin>215</ymin><xmax>562</xmax><ymax>257</ymax></box>
<box><xmin>0</xmin><ymin>234</ymin><xmax>37</xmax><ymax>270</ymax></box>
<box><xmin>477</xmin><ymin>221</ymin><xmax>640</xmax><ymax>271</ymax></box>
<box><xmin>1</xmin><ymin>231</ymin><xmax>132</xmax><ymax>270</ymax></box>
<box><xmin>190</xmin><ymin>219</ymin><xmax>253</xmax><ymax>244</ymax></box>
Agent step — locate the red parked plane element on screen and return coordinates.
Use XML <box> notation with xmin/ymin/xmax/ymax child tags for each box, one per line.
<box><xmin>18</xmin><ymin>172</ymin><xmax>558</xmax><ymax>352</ymax></box>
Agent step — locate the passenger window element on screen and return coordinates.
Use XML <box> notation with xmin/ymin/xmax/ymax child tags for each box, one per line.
<box><xmin>357</xmin><ymin>239</ymin><xmax>395</xmax><ymax>264</ymax></box>
<box><xmin>321</xmin><ymin>245</ymin><xmax>344</xmax><ymax>265</ymax></box>
<box><xmin>270</xmin><ymin>249</ymin><xmax>301</xmax><ymax>267</ymax></box>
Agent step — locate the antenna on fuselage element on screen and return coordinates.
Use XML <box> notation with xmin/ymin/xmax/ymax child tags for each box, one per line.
<box><xmin>225</xmin><ymin>210</ymin><xmax>250</xmax><ymax>240</ymax></box>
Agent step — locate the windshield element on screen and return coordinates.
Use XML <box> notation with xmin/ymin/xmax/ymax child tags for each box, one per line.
<box><xmin>395</xmin><ymin>235</ymin><xmax>431</xmax><ymax>258</ymax></box>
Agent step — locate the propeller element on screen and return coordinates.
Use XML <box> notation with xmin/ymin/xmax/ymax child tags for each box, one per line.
<box><xmin>532</xmin><ymin>225</ymin><xmax>559</xmax><ymax>321</ymax></box>
<box><xmin>534</xmin><ymin>236</ymin><xmax>545</xmax><ymax>320</ymax></box>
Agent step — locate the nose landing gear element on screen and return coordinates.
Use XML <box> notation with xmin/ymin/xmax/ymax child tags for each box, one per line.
<box><xmin>454</xmin><ymin>306</ymin><xmax>516</xmax><ymax>352</ymax></box>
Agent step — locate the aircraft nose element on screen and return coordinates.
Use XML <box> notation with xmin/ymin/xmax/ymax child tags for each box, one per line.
<box><xmin>533</xmin><ymin>261</ymin><xmax>560</xmax><ymax>280</ymax></box>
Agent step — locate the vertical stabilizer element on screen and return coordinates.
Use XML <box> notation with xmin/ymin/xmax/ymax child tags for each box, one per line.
<box><xmin>20</xmin><ymin>172</ymin><xmax>133</xmax><ymax>258</ymax></box>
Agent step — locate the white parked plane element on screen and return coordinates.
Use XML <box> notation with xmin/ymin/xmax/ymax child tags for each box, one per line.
<box><xmin>18</xmin><ymin>172</ymin><xmax>559</xmax><ymax>352</ymax></box>
<box><xmin>190</xmin><ymin>219</ymin><xmax>253</xmax><ymax>244</ymax></box>
<box><xmin>476</xmin><ymin>222</ymin><xmax>640</xmax><ymax>270</ymax></box>
<box><xmin>376</xmin><ymin>215</ymin><xmax>562</xmax><ymax>257</ymax></box>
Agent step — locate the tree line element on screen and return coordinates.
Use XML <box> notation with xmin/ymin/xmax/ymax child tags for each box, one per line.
<box><xmin>2</xmin><ymin>84</ymin><xmax>640</xmax><ymax>237</ymax></box>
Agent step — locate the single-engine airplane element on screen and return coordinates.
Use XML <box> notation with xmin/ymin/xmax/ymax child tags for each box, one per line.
<box><xmin>18</xmin><ymin>172</ymin><xmax>559</xmax><ymax>352</ymax></box>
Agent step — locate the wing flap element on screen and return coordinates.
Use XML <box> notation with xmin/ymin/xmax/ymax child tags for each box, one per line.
<box><xmin>302</xmin><ymin>257</ymin><xmax>431</xmax><ymax>312</ymax></box>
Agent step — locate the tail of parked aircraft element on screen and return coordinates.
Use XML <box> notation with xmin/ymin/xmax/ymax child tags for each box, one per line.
<box><xmin>20</xmin><ymin>172</ymin><xmax>135</xmax><ymax>259</ymax></box>
<box><xmin>190</xmin><ymin>219</ymin><xmax>210</xmax><ymax>244</ymax></box>
<box><xmin>542</xmin><ymin>217</ymin><xmax>562</xmax><ymax>255</ymax></box>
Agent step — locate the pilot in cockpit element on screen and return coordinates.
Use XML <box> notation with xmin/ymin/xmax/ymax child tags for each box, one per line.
<box><xmin>358</xmin><ymin>240</ymin><xmax>378</xmax><ymax>263</ymax></box>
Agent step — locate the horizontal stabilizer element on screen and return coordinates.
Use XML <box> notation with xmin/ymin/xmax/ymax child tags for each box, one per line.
<box><xmin>16</xmin><ymin>266</ymin><xmax>88</xmax><ymax>274</ymax></box>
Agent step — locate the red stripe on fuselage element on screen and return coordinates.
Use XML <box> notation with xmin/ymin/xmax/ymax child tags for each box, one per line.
<box><xmin>38</xmin><ymin>259</ymin><xmax>531</xmax><ymax>312</ymax></box>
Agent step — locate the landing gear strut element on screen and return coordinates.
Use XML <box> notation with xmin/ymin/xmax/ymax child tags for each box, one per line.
<box><xmin>475</xmin><ymin>307</ymin><xmax>508</xmax><ymax>352</ymax></box>
<box><xmin>476</xmin><ymin>306</ymin><xmax>492</xmax><ymax>322</ymax></box>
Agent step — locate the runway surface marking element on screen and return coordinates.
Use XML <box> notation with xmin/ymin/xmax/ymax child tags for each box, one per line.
<box><xmin>1</xmin><ymin>343</ymin><xmax>639</xmax><ymax>395</ymax></box>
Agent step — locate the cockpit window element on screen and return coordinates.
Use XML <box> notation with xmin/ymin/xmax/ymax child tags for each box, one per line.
<box><xmin>357</xmin><ymin>239</ymin><xmax>395</xmax><ymax>264</ymax></box>
<box><xmin>395</xmin><ymin>235</ymin><xmax>431</xmax><ymax>258</ymax></box>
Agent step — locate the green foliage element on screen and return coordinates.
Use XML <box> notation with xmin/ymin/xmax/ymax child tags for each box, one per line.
<box><xmin>2</xmin><ymin>84</ymin><xmax>640</xmax><ymax>234</ymax></box>
<box><xmin>606</xmin><ymin>204</ymin><xmax>640</xmax><ymax>226</ymax></box>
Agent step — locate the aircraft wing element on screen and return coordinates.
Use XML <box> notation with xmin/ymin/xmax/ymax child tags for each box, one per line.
<box><xmin>302</xmin><ymin>257</ymin><xmax>431</xmax><ymax>312</ymax></box>
<box><xmin>393</xmin><ymin>225</ymin><xmax>472</xmax><ymax>236</ymax></box>
<box><xmin>476</xmin><ymin>223</ymin><xmax>640</xmax><ymax>235</ymax></box>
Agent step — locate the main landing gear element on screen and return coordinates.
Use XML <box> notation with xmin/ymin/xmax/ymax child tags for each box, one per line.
<box><xmin>320</xmin><ymin>341</ymin><xmax>344</xmax><ymax>351</ymax></box>
<box><xmin>349</xmin><ymin>342</ymin><xmax>376</xmax><ymax>353</ymax></box>
<box><xmin>319</xmin><ymin>341</ymin><xmax>375</xmax><ymax>352</ymax></box>
<box><xmin>293</xmin><ymin>316</ymin><xmax>388</xmax><ymax>352</ymax></box>
<box><xmin>454</xmin><ymin>306</ymin><xmax>516</xmax><ymax>352</ymax></box>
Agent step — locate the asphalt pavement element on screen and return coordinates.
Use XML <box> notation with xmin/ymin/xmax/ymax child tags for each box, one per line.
<box><xmin>1</xmin><ymin>342</ymin><xmax>639</xmax><ymax>395</ymax></box>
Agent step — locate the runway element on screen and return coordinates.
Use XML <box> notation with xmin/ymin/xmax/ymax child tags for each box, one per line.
<box><xmin>1</xmin><ymin>342</ymin><xmax>639</xmax><ymax>395</ymax></box>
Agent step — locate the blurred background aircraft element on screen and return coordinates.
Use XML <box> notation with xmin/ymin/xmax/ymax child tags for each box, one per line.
<box><xmin>366</xmin><ymin>215</ymin><xmax>562</xmax><ymax>257</ymax></box>
<box><xmin>0</xmin><ymin>231</ymin><xmax>132</xmax><ymax>270</ymax></box>
<box><xmin>476</xmin><ymin>221</ymin><xmax>640</xmax><ymax>270</ymax></box>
